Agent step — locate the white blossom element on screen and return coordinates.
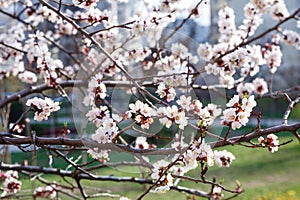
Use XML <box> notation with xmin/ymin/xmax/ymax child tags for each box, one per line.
<box><xmin>182</xmin><ymin>150</ymin><xmax>198</xmax><ymax>170</ymax></box>
<box><xmin>198</xmin><ymin>43</ymin><xmax>213</xmax><ymax>61</ymax></box>
<box><xmin>86</xmin><ymin>106</ymin><xmax>110</xmax><ymax>127</ymax></box>
<box><xmin>258</xmin><ymin>134</ymin><xmax>279</xmax><ymax>153</ymax></box>
<box><xmin>237</xmin><ymin>82</ymin><xmax>255</xmax><ymax>98</ymax></box>
<box><xmin>1</xmin><ymin>171</ymin><xmax>21</xmax><ymax>194</ymax></box>
<box><xmin>87</xmin><ymin>148</ymin><xmax>110</xmax><ymax>162</ymax></box>
<box><xmin>26</xmin><ymin>97</ymin><xmax>60</xmax><ymax>122</ymax></box>
<box><xmin>135</xmin><ymin>137</ymin><xmax>149</xmax><ymax>149</ymax></box>
<box><xmin>226</xmin><ymin>95</ymin><xmax>240</xmax><ymax>107</ymax></box>
<box><xmin>129</xmin><ymin>100</ymin><xmax>156</xmax><ymax>129</ymax></box>
<box><xmin>242</xmin><ymin>95</ymin><xmax>257</xmax><ymax>112</ymax></box>
<box><xmin>221</xmin><ymin>95</ymin><xmax>256</xmax><ymax>130</ymax></box>
<box><xmin>263</xmin><ymin>44</ymin><xmax>282</xmax><ymax>73</ymax></box>
<box><xmin>251</xmin><ymin>0</ymin><xmax>273</xmax><ymax>14</ymax></box>
<box><xmin>157</xmin><ymin>105</ymin><xmax>188</xmax><ymax>130</ymax></box>
<box><xmin>240</xmin><ymin>3</ymin><xmax>263</xmax><ymax>36</ymax></box>
<box><xmin>156</xmin><ymin>82</ymin><xmax>176</xmax><ymax>102</ymax></box>
<box><xmin>204</xmin><ymin>63</ymin><xmax>220</xmax><ymax>75</ymax></box>
<box><xmin>211</xmin><ymin>186</ymin><xmax>224</xmax><ymax>200</ymax></box>
<box><xmin>151</xmin><ymin>160</ymin><xmax>173</xmax><ymax>191</ymax></box>
<box><xmin>219</xmin><ymin>74</ymin><xmax>235</xmax><ymax>89</ymax></box>
<box><xmin>192</xmin><ymin>139</ymin><xmax>215</xmax><ymax>167</ymax></box>
<box><xmin>282</xmin><ymin>30</ymin><xmax>300</xmax><ymax>50</ymax></box>
<box><xmin>171</xmin><ymin>133</ymin><xmax>188</xmax><ymax>151</ymax></box>
<box><xmin>58</xmin><ymin>21</ymin><xmax>77</xmax><ymax>35</ymax></box>
<box><xmin>18</xmin><ymin>71</ymin><xmax>37</xmax><ymax>84</ymax></box>
<box><xmin>252</xmin><ymin>77</ymin><xmax>268</xmax><ymax>96</ymax></box>
<box><xmin>214</xmin><ymin>150</ymin><xmax>236</xmax><ymax>167</ymax></box>
<box><xmin>34</xmin><ymin>185</ymin><xmax>57</xmax><ymax>199</ymax></box>
<box><xmin>269</xmin><ymin>0</ymin><xmax>289</xmax><ymax>20</ymax></box>
<box><xmin>176</xmin><ymin>95</ymin><xmax>192</xmax><ymax>111</ymax></box>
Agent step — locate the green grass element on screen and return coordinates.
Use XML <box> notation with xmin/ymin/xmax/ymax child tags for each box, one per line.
<box><xmin>9</xmin><ymin>135</ymin><xmax>300</xmax><ymax>199</ymax></box>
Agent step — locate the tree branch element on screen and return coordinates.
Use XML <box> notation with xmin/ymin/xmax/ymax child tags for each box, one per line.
<box><xmin>0</xmin><ymin>163</ymin><xmax>210</xmax><ymax>198</ymax></box>
<box><xmin>0</xmin><ymin>122</ymin><xmax>299</xmax><ymax>154</ymax></box>
<box><xmin>214</xmin><ymin>7</ymin><xmax>300</xmax><ymax>60</ymax></box>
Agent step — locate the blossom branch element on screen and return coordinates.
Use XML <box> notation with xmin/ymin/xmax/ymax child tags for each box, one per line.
<box><xmin>38</xmin><ymin>0</ymin><xmax>168</xmax><ymax>106</ymax></box>
<box><xmin>214</xmin><ymin>7</ymin><xmax>300</xmax><ymax>61</ymax></box>
<box><xmin>212</xmin><ymin>122</ymin><xmax>300</xmax><ymax>148</ymax></box>
<box><xmin>0</xmin><ymin>122</ymin><xmax>299</xmax><ymax>154</ymax></box>
<box><xmin>0</xmin><ymin>163</ymin><xmax>211</xmax><ymax>198</ymax></box>
<box><xmin>0</xmin><ymin>79</ymin><xmax>253</xmax><ymax>109</ymax></box>
<box><xmin>89</xmin><ymin>20</ymin><xmax>136</xmax><ymax>36</ymax></box>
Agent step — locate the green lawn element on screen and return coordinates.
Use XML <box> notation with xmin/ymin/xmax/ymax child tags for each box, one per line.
<box><xmin>10</xmin><ymin>135</ymin><xmax>300</xmax><ymax>200</ymax></box>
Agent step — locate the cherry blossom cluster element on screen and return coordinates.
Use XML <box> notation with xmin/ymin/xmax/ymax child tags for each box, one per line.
<box><xmin>0</xmin><ymin>0</ymin><xmax>16</xmax><ymax>8</ymax></box>
<box><xmin>86</xmin><ymin>106</ymin><xmax>110</xmax><ymax>127</ymax></box>
<box><xmin>87</xmin><ymin>148</ymin><xmax>110</xmax><ymax>163</ymax></box>
<box><xmin>83</xmin><ymin>73</ymin><xmax>107</xmax><ymax>107</ymax></box>
<box><xmin>171</xmin><ymin>133</ymin><xmax>188</xmax><ymax>151</ymax></box>
<box><xmin>26</xmin><ymin>97</ymin><xmax>60</xmax><ymax>122</ymax></box>
<box><xmin>184</xmin><ymin>139</ymin><xmax>215</xmax><ymax>169</ymax></box>
<box><xmin>91</xmin><ymin>118</ymin><xmax>118</xmax><ymax>144</ymax></box>
<box><xmin>154</xmin><ymin>43</ymin><xmax>198</xmax><ymax>100</ymax></box>
<box><xmin>251</xmin><ymin>0</ymin><xmax>289</xmax><ymax>20</ymax></box>
<box><xmin>157</xmin><ymin>105</ymin><xmax>188</xmax><ymax>130</ymax></box>
<box><xmin>261</xmin><ymin>39</ymin><xmax>283</xmax><ymax>74</ymax></box>
<box><xmin>82</xmin><ymin>72</ymin><xmax>119</xmax><ymax>162</ymax></box>
<box><xmin>187</xmin><ymin>139</ymin><xmax>236</xmax><ymax>168</ymax></box>
<box><xmin>129</xmin><ymin>7</ymin><xmax>176</xmax><ymax>42</ymax></box>
<box><xmin>240</xmin><ymin>3</ymin><xmax>263</xmax><ymax>37</ymax></box>
<box><xmin>18</xmin><ymin>71</ymin><xmax>38</xmax><ymax>84</ymax></box>
<box><xmin>83</xmin><ymin>73</ymin><xmax>119</xmax><ymax>162</ymax></box>
<box><xmin>128</xmin><ymin>95</ymin><xmax>221</xmax><ymax>131</ymax></box>
<box><xmin>197</xmin><ymin>1</ymin><xmax>296</xmax><ymax>90</ymax></box>
<box><xmin>73</xmin><ymin>0</ymin><xmax>100</xmax><ymax>10</ymax></box>
<box><xmin>80</xmin><ymin>8</ymin><xmax>110</xmax><ymax>24</ymax></box>
<box><xmin>218</xmin><ymin>6</ymin><xmax>242</xmax><ymax>46</ymax></box>
<box><xmin>221</xmin><ymin>95</ymin><xmax>257</xmax><ymax>130</ymax></box>
<box><xmin>29</xmin><ymin>4</ymin><xmax>76</xmax><ymax>34</ymax></box>
<box><xmin>200</xmin><ymin>43</ymin><xmax>267</xmax><ymax>89</ymax></box>
<box><xmin>0</xmin><ymin>22</ymin><xmax>26</xmax><ymax>80</ymax></box>
<box><xmin>156</xmin><ymin>82</ymin><xmax>177</xmax><ymax>102</ymax></box>
<box><xmin>34</xmin><ymin>185</ymin><xmax>57</xmax><ymax>199</ymax></box>
<box><xmin>237</xmin><ymin>77</ymin><xmax>268</xmax><ymax>97</ymax></box>
<box><xmin>24</xmin><ymin>31</ymin><xmax>65</xmax><ymax>87</ymax></box>
<box><xmin>213</xmin><ymin>150</ymin><xmax>236</xmax><ymax>168</ymax></box>
<box><xmin>0</xmin><ymin>4</ymin><xmax>80</xmax><ymax>86</ymax></box>
<box><xmin>258</xmin><ymin>133</ymin><xmax>279</xmax><ymax>153</ymax></box>
<box><xmin>150</xmin><ymin>160</ymin><xmax>174</xmax><ymax>192</ymax></box>
<box><xmin>150</xmin><ymin>139</ymin><xmax>235</xmax><ymax>192</ymax></box>
<box><xmin>0</xmin><ymin>170</ymin><xmax>22</xmax><ymax>194</ymax></box>
<box><xmin>86</xmin><ymin>106</ymin><xmax>119</xmax><ymax>162</ymax></box>
<box><xmin>87</xmin><ymin>118</ymin><xmax>118</xmax><ymax>162</ymax></box>
<box><xmin>189</xmin><ymin>98</ymin><xmax>222</xmax><ymax>128</ymax></box>
<box><xmin>129</xmin><ymin>100</ymin><xmax>156</xmax><ymax>129</ymax></box>
<box><xmin>162</xmin><ymin>95</ymin><xmax>221</xmax><ymax>129</ymax></box>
